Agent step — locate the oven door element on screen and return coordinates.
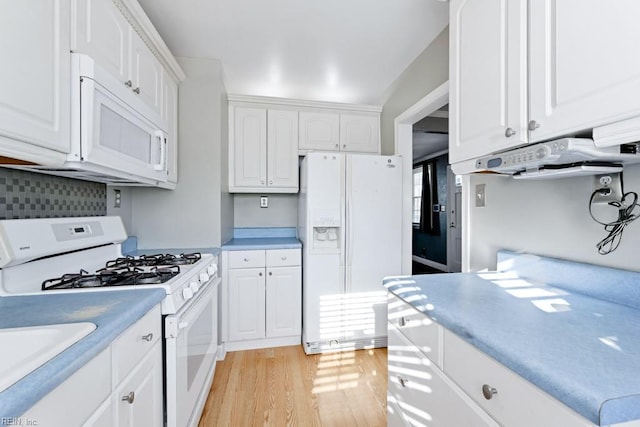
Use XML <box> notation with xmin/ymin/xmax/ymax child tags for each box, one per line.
<box><xmin>165</xmin><ymin>278</ymin><xmax>219</xmax><ymax>427</ymax></box>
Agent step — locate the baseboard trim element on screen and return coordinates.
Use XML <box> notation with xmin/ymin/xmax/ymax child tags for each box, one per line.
<box><xmin>412</xmin><ymin>255</ymin><xmax>448</xmax><ymax>272</ymax></box>
<box><xmin>304</xmin><ymin>336</ymin><xmax>388</xmax><ymax>355</ymax></box>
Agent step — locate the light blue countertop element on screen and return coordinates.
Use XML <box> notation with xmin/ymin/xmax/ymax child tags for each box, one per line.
<box><xmin>384</xmin><ymin>272</ymin><xmax>640</xmax><ymax>426</ymax></box>
<box><xmin>121</xmin><ymin>237</ymin><xmax>221</xmax><ymax>257</ymax></box>
<box><xmin>221</xmin><ymin>227</ymin><xmax>301</xmax><ymax>250</ymax></box>
<box><xmin>0</xmin><ymin>289</ymin><xmax>166</xmax><ymax>418</ymax></box>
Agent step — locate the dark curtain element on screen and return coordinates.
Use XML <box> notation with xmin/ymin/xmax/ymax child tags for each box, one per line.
<box><xmin>420</xmin><ymin>160</ymin><xmax>440</xmax><ymax>235</ymax></box>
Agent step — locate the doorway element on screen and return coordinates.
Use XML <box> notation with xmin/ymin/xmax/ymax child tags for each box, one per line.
<box><xmin>394</xmin><ymin>81</ymin><xmax>461</xmax><ymax>275</ymax></box>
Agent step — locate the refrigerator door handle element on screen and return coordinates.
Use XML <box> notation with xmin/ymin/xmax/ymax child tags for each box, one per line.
<box><xmin>345</xmin><ymin>156</ymin><xmax>353</xmax><ymax>293</ymax></box>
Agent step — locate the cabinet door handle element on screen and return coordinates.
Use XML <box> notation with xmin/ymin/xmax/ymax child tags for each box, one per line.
<box><xmin>122</xmin><ymin>391</ymin><xmax>135</xmax><ymax>404</ymax></box>
<box><xmin>268</xmin><ymin>271</ymin><xmax>272</xmax><ymax>276</ymax></box>
<box><xmin>504</xmin><ymin>127</ymin><xmax>516</xmax><ymax>137</ymax></box>
<box><xmin>281</xmin><ymin>256</ymin><xmax>287</xmax><ymax>261</ymax></box>
<box><xmin>269</xmin><ymin>180</ymin><xmax>273</xmax><ymax>185</ymax></box>
<box><xmin>124</xmin><ymin>80</ymin><xmax>132</xmax><ymax>87</ymax></box>
<box><xmin>244</xmin><ymin>257</ymin><xmax>249</xmax><ymax>262</ymax></box>
<box><xmin>528</xmin><ymin>120</ymin><xmax>540</xmax><ymax>131</ymax></box>
<box><xmin>482</xmin><ymin>384</ymin><xmax>498</xmax><ymax>400</ymax></box>
<box><xmin>133</xmin><ymin>87</ymin><xmax>141</xmax><ymax>94</ymax></box>
<box><xmin>397</xmin><ymin>376</ymin><xmax>409</xmax><ymax>388</ymax></box>
<box><xmin>398</xmin><ymin>316</ymin><xmax>408</xmax><ymax>327</ymax></box>
<box><xmin>259</xmin><ymin>272</ymin><xmax>263</xmax><ymax>277</ymax></box>
<box><xmin>141</xmin><ymin>333</ymin><xmax>153</xmax><ymax>342</ymax></box>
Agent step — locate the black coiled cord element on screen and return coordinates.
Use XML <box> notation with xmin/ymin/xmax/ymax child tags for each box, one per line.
<box><xmin>589</xmin><ymin>190</ymin><xmax>640</xmax><ymax>255</ymax></box>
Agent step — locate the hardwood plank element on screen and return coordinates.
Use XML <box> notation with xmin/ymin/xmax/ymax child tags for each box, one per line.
<box><xmin>198</xmin><ymin>346</ymin><xmax>387</xmax><ymax>426</ymax></box>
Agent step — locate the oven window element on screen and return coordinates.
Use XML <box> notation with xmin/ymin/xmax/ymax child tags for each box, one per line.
<box><xmin>187</xmin><ymin>297</ymin><xmax>214</xmax><ymax>389</ymax></box>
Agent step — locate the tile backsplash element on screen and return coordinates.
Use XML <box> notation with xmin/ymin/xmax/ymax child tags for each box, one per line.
<box><xmin>0</xmin><ymin>168</ymin><xmax>106</xmax><ymax>219</ymax></box>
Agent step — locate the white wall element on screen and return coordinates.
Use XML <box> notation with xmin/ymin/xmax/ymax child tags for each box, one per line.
<box><xmin>129</xmin><ymin>57</ymin><xmax>231</xmax><ymax>249</ymax></box>
<box><xmin>467</xmin><ymin>164</ymin><xmax>640</xmax><ymax>272</ymax></box>
<box><xmin>380</xmin><ymin>27</ymin><xmax>449</xmax><ymax>155</ymax></box>
<box><xmin>233</xmin><ymin>194</ymin><xmax>298</xmax><ymax>228</ymax></box>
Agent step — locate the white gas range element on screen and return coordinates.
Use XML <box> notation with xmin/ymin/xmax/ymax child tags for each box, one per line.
<box><xmin>0</xmin><ymin>216</ymin><xmax>219</xmax><ymax>427</ymax></box>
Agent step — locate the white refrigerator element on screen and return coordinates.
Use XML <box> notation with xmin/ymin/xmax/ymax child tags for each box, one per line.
<box><xmin>298</xmin><ymin>152</ymin><xmax>403</xmax><ymax>354</ymax></box>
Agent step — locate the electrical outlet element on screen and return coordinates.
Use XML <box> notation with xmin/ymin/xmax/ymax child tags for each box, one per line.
<box><xmin>113</xmin><ymin>189</ymin><xmax>121</xmax><ymax>208</ymax></box>
<box><xmin>475</xmin><ymin>184</ymin><xmax>486</xmax><ymax>207</ymax></box>
<box><xmin>260</xmin><ymin>196</ymin><xmax>268</xmax><ymax>208</ymax></box>
<box><xmin>592</xmin><ymin>173</ymin><xmax>623</xmax><ymax>204</ymax></box>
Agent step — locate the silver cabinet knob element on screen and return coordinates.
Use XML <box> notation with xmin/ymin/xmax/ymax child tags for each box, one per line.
<box><xmin>398</xmin><ymin>316</ymin><xmax>407</xmax><ymax>327</ymax></box>
<box><xmin>243</xmin><ymin>257</ymin><xmax>249</xmax><ymax>262</ymax></box>
<box><xmin>269</xmin><ymin>180</ymin><xmax>273</xmax><ymax>185</ymax></box>
<box><xmin>398</xmin><ymin>376</ymin><xmax>409</xmax><ymax>388</ymax></box>
<box><xmin>141</xmin><ymin>333</ymin><xmax>153</xmax><ymax>342</ymax></box>
<box><xmin>482</xmin><ymin>384</ymin><xmax>498</xmax><ymax>400</ymax></box>
<box><xmin>261</xmin><ymin>180</ymin><xmax>265</xmax><ymax>185</ymax></box>
<box><xmin>505</xmin><ymin>127</ymin><xmax>516</xmax><ymax>137</ymax></box>
<box><xmin>122</xmin><ymin>391</ymin><xmax>135</xmax><ymax>404</ymax></box>
<box><xmin>268</xmin><ymin>271</ymin><xmax>272</xmax><ymax>276</ymax></box>
<box><xmin>259</xmin><ymin>272</ymin><xmax>263</xmax><ymax>277</ymax></box>
<box><xmin>133</xmin><ymin>87</ymin><xmax>141</xmax><ymax>94</ymax></box>
<box><xmin>528</xmin><ymin>120</ymin><xmax>540</xmax><ymax>131</ymax></box>
<box><xmin>335</xmin><ymin>144</ymin><xmax>339</xmax><ymax>148</ymax></box>
<box><xmin>124</xmin><ymin>80</ymin><xmax>132</xmax><ymax>87</ymax></box>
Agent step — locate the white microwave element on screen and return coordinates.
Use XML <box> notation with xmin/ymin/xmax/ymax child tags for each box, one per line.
<box><xmin>10</xmin><ymin>54</ymin><xmax>169</xmax><ymax>186</ymax></box>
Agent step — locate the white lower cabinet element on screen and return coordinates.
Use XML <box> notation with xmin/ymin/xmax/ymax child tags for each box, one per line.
<box><xmin>388</xmin><ymin>324</ymin><xmax>497</xmax><ymax>427</ymax></box>
<box><xmin>22</xmin><ymin>305</ymin><xmax>163</xmax><ymax>426</ymax></box>
<box><xmin>223</xmin><ymin>249</ymin><xmax>301</xmax><ymax>351</ymax></box>
<box><xmin>387</xmin><ymin>293</ymin><xmax>597</xmax><ymax>427</ymax></box>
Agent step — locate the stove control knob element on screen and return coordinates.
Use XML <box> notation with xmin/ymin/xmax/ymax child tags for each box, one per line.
<box><xmin>199</xmin><ymin>272</ymin><xmax>210</xmax><ymax>283</ymax></box>
<box><xmin>182</xmin><ymin>288</ymin><xmax>193</xmax><ymax>301</ymax></box>
<box><xmin>190</xmin><ymin>281</ymin><xmax>200</xmax><ymax>293</ymax></box>
<box><xmin>207</xmin><ymin>265</ymin><xmax>217</xmax><ymax>276</ymax></box>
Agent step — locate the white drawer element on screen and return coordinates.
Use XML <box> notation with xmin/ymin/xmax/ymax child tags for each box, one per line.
<box><xmin>266</xmin><ymin>249</ymin><xmax>300</xmax><ymax>267</ymax></box>
<box><xmin>112</xmin><ymin>305</ymin><xmax>161</xmax><ymax>385</ymax></box>
<box><xmin>388</xmin><ymin>325</ymin><xmax>498</xmax><ymax>427</ymax></box>
<box><xmin>387</xmin><ymin>293</ymin><xmax>443</xmax><ymax>367</ymax></box>
<box><xmin>444</xmin><ymin>330</ymin><xmax>592</xmax><ymax>427</ymax></box>
<box><xmin>228</xmin><ymin>250</ymin><xmax>266</xmax><ymax>269</ymax></box>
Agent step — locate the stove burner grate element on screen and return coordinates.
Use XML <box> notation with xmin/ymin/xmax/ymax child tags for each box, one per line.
<box><xmin>41</xmin><ymin>265</ymin><xmax>181</xmax><ymax>290</ymax></box>
<box><xmin>105</xmin><ymin>252</ymin><xmax>201</xmax><ymax>269</ymax></box>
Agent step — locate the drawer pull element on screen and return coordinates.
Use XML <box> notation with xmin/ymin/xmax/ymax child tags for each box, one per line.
<box><xmin>398</xmin><ymin>376</ymin><xmax>409</xmax><ymax>388</ymax></box>
<box><xmin>482</xmin><ymin>384</ymin><xmax>498</xmax><ymax>400</ymax></box>
<box><xmin>244</xmin><ymin>257</ymin><xmax>249</xmax><ymax>262</ymax></box>
<box><xmin>398</xmin><ymin>316</ymin><xmax>408</xmax><ymax>327</ymax></box>
<box><xmin>281</xmin><ymin>256</ymin><xmax>287</xmax><ymax>260</ymax></box>
<box><xmin>121</xmin><ymin>391</ymin><xmax>135</xmax><ymax>404</ymax></box>
<box><xmin>141</xmin><ymin>333</ymin><xmax>153</xmax><ymax>342</ymax></box>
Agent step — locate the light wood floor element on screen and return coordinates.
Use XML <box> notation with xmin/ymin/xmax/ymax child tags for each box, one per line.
<box><xmin>198</xmin><ymin>345</ymin><xmax>387</xmax><ymax>427</ymax></box>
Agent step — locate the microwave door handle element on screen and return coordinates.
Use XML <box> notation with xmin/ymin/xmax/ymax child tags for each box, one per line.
<box><xmin>153</xmin><ymin>131</ymin><xmax>167</xmax><ymax>171</ymax></box>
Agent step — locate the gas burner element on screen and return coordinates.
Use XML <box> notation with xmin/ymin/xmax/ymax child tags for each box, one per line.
<box><xmin>104</xmin><ymin>253</ymin><xmax>202</xmax><ymax>268</ymax></box>
<box><xmin>42</xmin><ymin>265</ymin><xmax>182</xmax><ymax>290</ymax></box>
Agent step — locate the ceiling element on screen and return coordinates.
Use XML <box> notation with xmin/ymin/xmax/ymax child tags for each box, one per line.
<box><xmin>137</xmin><ymin>0</ymin><xmax>449</xmax><ymax>105</ymax></box>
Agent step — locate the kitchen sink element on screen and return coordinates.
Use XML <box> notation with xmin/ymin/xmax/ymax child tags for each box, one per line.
<box><xmin>0</xmin><ymin>322</ymin><xmax>96</xmax><ymax>392</ymax></box>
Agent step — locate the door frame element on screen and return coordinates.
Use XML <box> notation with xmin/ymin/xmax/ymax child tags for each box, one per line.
<box><xmin>394</xmin><ymin>81</ymin><xmax>449</xmax><ymax>275</ymax></box>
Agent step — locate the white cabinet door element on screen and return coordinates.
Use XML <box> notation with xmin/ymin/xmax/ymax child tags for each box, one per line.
<box><xmin>163</xmin><ymin>70</ymin><xmax>179</xmax><ymax>184</ymax></box>
<box><xmin>228</xmin><ymin>268</ymin><xmax>266</xmax><ymax>341</ymax></box>
<box><xmin>114</xmin><ymin>341</ymin><xmax>163</xmax><ymax>427</ymax></box>
<box><xmin>0</xmin><ymin>0</ymin><xmax>71</xmax><ymax>154</ymax></box>
<box><xmin>266</xmin><ymin>266</ymin><xmax>302</xmax><ymax>338</ymax></box>
<box><xmin>232</xmin><ymin>107</ymin><xmax>267</xmax><ymax>189</ymax></box>
<box><xmin>130</xmin><ymin>31</ymin><xmax>163</xmax><ymax>116</ymax></box>
<box><xmin>388</xmin><ymin>325</ymin><xmax>499</xmax><ymax>427</ymax></box>
<box><xmin>72</xmin><ymin>0</ymin><xmax>129</xmax><ymax>85</ymax></box>
<box><xmin>267</xmin><ymin>110</ymin><xmax>299</xmax><ymax>189</ymax></box>
<box><xmin>340</xmin><ymin>114</ymin><xmax>379</xmax><ymax>153</ymax></box>
<box><xmin>299</xmin><ymin>112</ymin><xmax>340</xmax><ymax>152</ymax></box>
<box><xmin>528</xmin><ymin>0</ymin><xmax>640</xmax><ymax>143</ymax></box>
<box><xmin>449</xmin><ymin>0</ymin><xmax>527</xmax><ymax>163</ymax></box>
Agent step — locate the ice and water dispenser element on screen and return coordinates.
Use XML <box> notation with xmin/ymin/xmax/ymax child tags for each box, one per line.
<box><xmin>312</xmin><ymin>210</ymin><xmax>340</xmax><ymax>251</ymax></box>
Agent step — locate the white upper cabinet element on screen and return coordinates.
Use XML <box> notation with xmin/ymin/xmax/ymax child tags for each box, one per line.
<box><xmin>299</xmin><ymin>111</ymin><xmax>380</xmax><ymax>153</ymax></box>
<box><xmin>299</xmin><ymin>112</ymin><xmax>340</xmax><ymax>152</ymax></box>
<box><xmin>449</xmin><ymin>0</ymin><xmax>527</xmax><ymax>164</ymax></box>
<box><xmin>451</xmin><ymin>0</ymin><xmax>640</xmax><ymax>167</ymax></box>
<box><xmin>0</xmin><ymin>0</ymin><xmax>71</xmax><ymax>161</ymax></box>
<box><xmin>267</xmin><ymin>110</ymin><xmax>299</xmax><ymax>189</ymax></box>
<box><xmin>231</xmin><ymin>107</ymin><xmax>268</xmax><ymax>189</ymax></box>
<box><xmin>340</xmin><ymin>114</ymin><xmax>380</xmax><ymax>153</ymax></box>
<box><xmin>72</xmin><ymin>0</ymin><xmax>167</xmax><ymax>128</ymax></box>
<box><xmin>72</xmin><ymin>0</ymin><xmax>129</xmax><ymax>83</ymax></box>
<box><xmin>528</xmin><ymin>0</ymin><xmax>640</xmax><ymax>144</ymax></box>
<box><xmin>229</xmin><ymin>106</ymin><xmax>299</xmax><ymax>193</ymax></box>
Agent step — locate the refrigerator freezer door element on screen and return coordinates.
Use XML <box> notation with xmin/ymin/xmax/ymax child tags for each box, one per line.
<box><xmin>344</xmin><ymin>154</ymin><xmax>402</xmax><ymax>340</ymax></box>
<box><xmin>300</xmin><ymin>153</ymin><xmax>346</xmax><ymax>346</ymax></box>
